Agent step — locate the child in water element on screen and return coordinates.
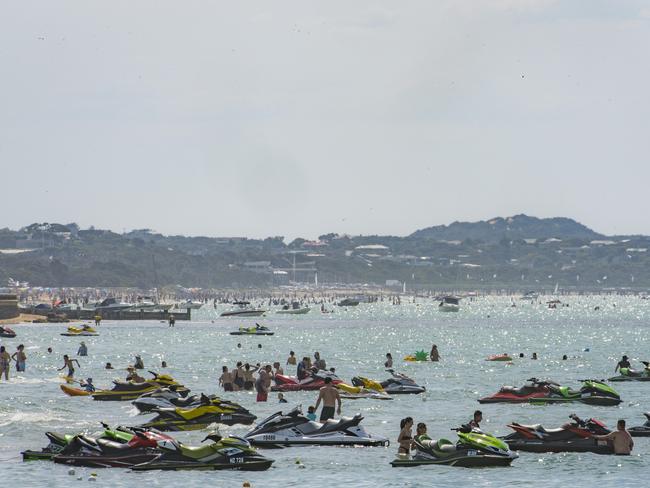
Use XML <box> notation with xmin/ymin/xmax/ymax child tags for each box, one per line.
<box><xmin>306</xmin><ymin>406</ymin><xmax>317</xmax><ymax>421</ymax></box>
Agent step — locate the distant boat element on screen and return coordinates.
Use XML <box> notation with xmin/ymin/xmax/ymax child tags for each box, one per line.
<box><xmin>438</xmin><ymin>296</ymin><xmax>460</xmax><ymax>312</ymax></box>
<box><xmin>338</xmin><ymin>298</ymin><xmax>360</xmax><ymax>307</ymax></box>
<box><xmin>93</xmin><ymin>297</ymin><xmax>133</xmax><ymax>312</ymax></box>
<box><xmin>276</xmin><ymin>301</ymin><xmax>311</xmax><ymax>315</ymax></box>
<box><xmin>220</xmin><ymin>301</ymin><xmax>266</xmax><ymax>317</ymax></box>
<box><xmin>520</xmin><ymin>291</ymin><xmax>539</xmax><ymax>301</ymax></box>
<box><xmin>174</xmin><ymin>300</ymin><xmax>203</xmax><ymax>310</ymax></box>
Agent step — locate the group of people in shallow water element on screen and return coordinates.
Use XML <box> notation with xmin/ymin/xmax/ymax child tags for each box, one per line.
<box><xmin>0</xmin><ymin>344</ymin><xmax>27</xmax><ymax>380</ymax></box>
<box><xmin>217</xmin><ymin>350</ymin><xmax>341</xmax><ymax>421</ymax></box>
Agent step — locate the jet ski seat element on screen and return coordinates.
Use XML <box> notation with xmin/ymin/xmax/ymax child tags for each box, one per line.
<box><xmin>512</xmin><ymin>423</ymin><xmax>565</xmax><ymax>434</ymax></box>
<box><xmin>179</xmin><ymin>444</ymin><xmax>217</xmax><ymax>459</ymax></box>
<box><xmin>96</xmin><ymin>438</ymin><xmax>132</xmax><ymax>451</ymax></box>
<box><xmin>419</xmin><ymin>437</ymin><xmax>455</xmax><ymax>453</ymax></box>
<box><xmin>316</xmin><ymin>415</ymin><xmax>361</xmax><ymax>434</ymax></box>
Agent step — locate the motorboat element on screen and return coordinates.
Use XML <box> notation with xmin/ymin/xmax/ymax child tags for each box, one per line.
<box><xmin>220</xmin><ymin>301</ymin><xmax>266</xmax><ymax>317</ymax></box>
<box><xmin>93</xmin><ymin>298</ymin><xmax>133</xmax><ymax>312</ymax></box>
<box><xmin>174</xmin><ymin>300</ymin><xmax>204</xmax><ymax>310</ymax></box>
<box><xmin>245</xmin><ymin>407</ymin><xmax>388</xmax><ymax>447</ymax></box>
<box><xmin>337</xmin><ymin>298</ymin><xmax>359</xmax><ymax>306</ymax></box>
<box><xmin>438</xmin><ymin>296</ymin><xmax>460</xmax><ymax>312</ymax></box>
<box><xmin>276</xmin><ymin>301</ymin><xmax>310</xmax><ymax>314</ymax></box>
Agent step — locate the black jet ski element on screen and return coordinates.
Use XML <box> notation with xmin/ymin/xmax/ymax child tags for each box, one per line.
<box><xmin>501</xmin><ymin>414</ymin><xmax>613</xmax><ymax>453</ymax></box>
<box><xmin>52</xmin><ymin>427</ymin><xmax>173</xmax><ymax>468</ymax></box>
<box><xmin>391</xmin><ymin>426</ymin><xmax>517</xmax><ymax>467</ymax></box>
<box><xmin>139</xmin><ymin>399</ymin><xmax>257</xmax><ymax>431</ymax></box>
<box><xmin>131</xmin><ymin>433</ymin><xmax>273</xmax><ymax>471</ymax></box>
<box><xmin>629</xmin><ymin>412</ymin><xmax>650</xmax><ymax>437</ymax></box>
<box><xmin>22</xmin><ymin>424</ymin><xmax>138</xmax><ymax>461</ymax></box>
<box><xmin>352</xmin><ymin>370</ymin><xmax>425</xmax><ymax>395</ymax></box>
<box><xmin>133</xmin><ymin>390</ymin><xmax>216</xmax><ymax>413</ymax></box>
<box><xmin>609</xmin><ymin>362</ymin><xmax>650</xmax><ymax>382</ymax></box>
<box><xmin>245</xmin><ymin>406</ymin><xmax>389</xmax><ymax>447</ymax></box>
<box><xmin>0</xmin><ymin>326</ymin><xmax>16</xmax><ymax>338</ymax></box>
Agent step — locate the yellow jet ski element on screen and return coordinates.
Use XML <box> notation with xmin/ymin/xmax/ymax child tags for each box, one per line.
<box><xmin>336</xmin><ymin>382</ymin><xmax>392</xmax><ymax>400</ymax></box>
<box><xmin>60</xmin><ymin>371</ymin><xmax>189</xmax><ymax>401</ymax></box>
<box><xmin>61</xmin><ymin>325</ymin><xmax>99</xmax><ymax>336</ymax></box>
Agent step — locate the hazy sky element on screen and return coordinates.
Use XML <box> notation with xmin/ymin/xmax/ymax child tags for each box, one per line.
<box><xmin>2</xmin><ymin>1</ymin><xmax>649</xmax><ymax>240</ymax></box>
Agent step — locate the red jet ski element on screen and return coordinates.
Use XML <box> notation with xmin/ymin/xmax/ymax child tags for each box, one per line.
<box><xmin>501</xmin><ymin>414</ymin><xmax>612</xmax><ymax>453</ymax></box>
<box><xmin>272</xmin><ymin>370</ymin><xmax>342</xmax><ymax>392</ymax></box>
<box><xmin>479</xmin><ymin>378</ymin><xmax>558</xmax><ymax>404</ymax></box>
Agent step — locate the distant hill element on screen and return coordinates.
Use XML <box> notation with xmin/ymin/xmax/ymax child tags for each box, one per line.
<box><xmin>410</xmin><ymin>214</ymin><xmax>603</xmax><ymax>242</ymax></box>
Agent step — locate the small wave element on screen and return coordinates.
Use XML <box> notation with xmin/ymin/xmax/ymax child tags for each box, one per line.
<box><xmin>0</xmin><ymin>411</ymin><xmax>67</xmax><ymax>427</ymax></box>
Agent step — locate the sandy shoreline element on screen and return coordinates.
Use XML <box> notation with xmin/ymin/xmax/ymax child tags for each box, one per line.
<box><xmin>0</xmin><ymin>313</ymin><xmax>45</xmax><ymax>325</ymax></box>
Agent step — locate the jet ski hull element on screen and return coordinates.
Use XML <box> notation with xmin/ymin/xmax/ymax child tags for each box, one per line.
<box><xmin>229</xmin><ymin>331</ymin><xmax>274</xmax><ymax>336</ymax></box>
<box><xmin>504</xmin><ymin>438</ymin><xmax>613</xmax><ymax>453</ymax></box>
<box><xmin>53</xmin><ymin>451</ymin><xmax>159</xmax><ymax>468</ymax></box>
<box><xmin>608</xmin><ymin>375</ymin><xmax>650</xmax><ymax>382</ymax></box>
<box><xmin>247</xmin><ymin>435</ymin><xmax>389</xmax><ymax>447</ymax></box>
<box><xmin>141</xmin><ymin>414</ymin><xmax>257</xmax><ymax>431</ymax></box>
<box><xmin>529</xmin><ymin>397</ymin><xmax>622</xmax><ymax>406</ymax></box>
<box><xmin>391</xmin><ymin>454</ymin><xmax>514</xmax><ymax>468</ymax></box>
<box><xmin>629</xmin><ymin>427</ymin><xmax>650</xmax><ymax>437</ymax></box>
<box><xmin>131</xmin><ymin>458</ymin><xmax>274</xmax><ymax>471</ymax></box>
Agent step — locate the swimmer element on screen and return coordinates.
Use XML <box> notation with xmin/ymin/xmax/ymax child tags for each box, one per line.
<box><xmin>397</xmin><ymin>417</ymin><xmax>414</xmax><ymax>455</ymax></box>
<box><xmin>306</xmin><ymin>406</ymin><xmax>317</xmax><ymax>421</ymax></box>
<box><xmin>219</xmin><ymin>366</ymin><xmax>234</xmax><ymax>391</ymax></box>
<box><xmin>278</xmin><ymin>392</ymin><xmax>288</xmax><ymax>403</ymax></box>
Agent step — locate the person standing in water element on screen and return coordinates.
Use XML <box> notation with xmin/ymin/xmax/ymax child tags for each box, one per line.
<box><xmin>430</xmin><ymin>345</ymin><xmax>439</xmax><ymax>362</ymax></box>
<box><xmin>595</xmin><ymin>420</ymin><xmax>634</xmax><ymax>455</ymax></box>
<box><xmin>397</xmin><ymin>417</ymin><xmax>414</xmax><ymax>455</ymax></box>
<box><xmin>314</xmin><ymin>376</ymin><xmax>341</xmax><ymax>422</ymax></box>
<box><xmin>469</xmin><ymin>410</ymin><xmax>483</xmax><ymax>429</ymax></box>
<box><xmin>384</xmin><ymin>353</ymin><xmax>393</xmax><ymax>368</ymax></box>
<box><xmin>168</xmin><ymin>314</ymin><xmax>176</xmax><ymax>327</ymax></box>
<box><xmin>12</xmin><ymin>344</ymin><xmax>26</xmax><ymax>372</ymax></box>
<box><xmin>77</xmin><ymin>341</ymin><xmax>88</xmax><ymax>357</ymax></box>
<box><xmin>286</xmin><ymin>351</ymin><xmax>297</xmax><ymax>366</ymax></box>
<box><xmin>219</xmin><ymin>366</ymin><xmax>234</xmax><ymax>391</ymax></box>
<box><xmin>58</xmin><ymin>355</ymin><xmax>80</xmax><ymax>378</ymax></box>
<box><xmin>0</xmin><ymin>346</ymin><xmax>11</xmax><ymax>380</ymax></box>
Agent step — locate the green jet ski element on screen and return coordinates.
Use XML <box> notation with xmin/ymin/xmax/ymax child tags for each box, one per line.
<box><xmin>22</xmin><ymin>424</ymin><xmax>135</xmax><ymax>461</ymax></box>
<box><xmin>229</xmin><ymin>324</ymin><xmax>274</xmax><ymax>336</ymax></box>
<box><xmin>391</xmin><ymin>426</ymin><xmax>518</xmax><ymax>468</ymax></box>
<box><xmin>131</xmin><ymin>433</ymin><xmax>273</xmax><ymax>471</ymax></box>
<box><xmin>529</xmin><ymin>380</ymin><xmax>622</xmax><ymax>406</ymax></box>
<box><xmin>609</xmin><ymin>362</ymin><xmax>650</xmax><ymax>382</ymax></box>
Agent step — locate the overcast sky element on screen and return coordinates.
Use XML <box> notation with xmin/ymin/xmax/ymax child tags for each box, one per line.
<box><xmin>1</xmin><ymin>1</ymin><xmax>649</xmax><ymax>240</ymax></box>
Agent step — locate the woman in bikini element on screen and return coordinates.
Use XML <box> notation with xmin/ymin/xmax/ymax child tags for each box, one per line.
<box><xmin>397</xmin><ymin>417</ymin><xmax>414</xmax><ymax>456</ymax></box>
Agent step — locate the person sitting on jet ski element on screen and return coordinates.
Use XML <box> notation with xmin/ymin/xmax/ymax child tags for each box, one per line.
<box><xmin>126</xmin><ymin>367</ymin><xmax>145</xmax><ymax>383</ymax></box>
<box><xmin>134</xmin><ymin>355</ymin><xmax>145</xmax><ymax>369</ymax></box>
<box><xmin>615</xmin><ymin>355</ymin><xmax>631</xmax><ymax>372</ymax></box>
<box><xmin>80</xmin><ymin>377</ymin><xmax>95</xmax><ymax>392</ymax></box>
<box><xmin>414</xmin><ymin>422</ymin><xmax>430</xmax><ymax>444</ymax></box>
<box><xmin>397</xmin><ymin>417</ymin><xmax>414</xmax><ymax>455</ymax></box>
<box><xmin>297</xmin><ymin>358</ymin><xmax>309</xmax><ymax>381</ymax></box>
<box><xmin>469</xmin><ymin>410</ymin><xmax>483</xmax><ymax>429</ymax></box>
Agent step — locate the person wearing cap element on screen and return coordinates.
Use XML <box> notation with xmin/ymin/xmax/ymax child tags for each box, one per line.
<box><xmin>80</xmin><ymin>377</ymin><xmax>95</xmax><ymax>392</ymax></box>
<box><xmin>77</xmin><ymin>342</ymin><xmax>88</xmax><ymax>357</ymax></box>
<box><xmin>615</xmin><ymin>355</ymin><xmax>631</xmax><ymax>372</ymax></box>
<box><xmin>134</xmin><ymin>355</ymin><xmax>144</xmax><ymax>369</ymax></box>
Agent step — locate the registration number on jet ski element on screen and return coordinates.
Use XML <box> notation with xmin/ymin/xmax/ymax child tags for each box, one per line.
<box><xmin>467</xmin><ymin>450</ymin><xmax>477</xmax><ymax>456</ymax></box>
<box><xmin>230</xmin><ymin>457</ymin><xmax>244</xmax><ymax>464</ymax></box>
<box><xmin>262</xmin><ymin>435</ymin><xmax>276</xmax><ymax>441</ymax></box>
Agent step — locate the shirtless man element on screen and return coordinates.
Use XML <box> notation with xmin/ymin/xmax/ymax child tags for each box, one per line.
<box><xmin>469</xmin><ymin>410</ymin><xmax>482</xmax><ymax>429</ymax></box>
<box><xmin>314</xmin><ymin>376</ymin><xmax>341</xmax><ymax>422</ymax></box>
<box><xmin>219</xmin><ymin>366</ymin><xmax>234</xmax><ymax>391</ymax></box>
<box><xmin>58</xmin><ymin>355</ymin><xmax>80</xmax><ymax>379</ymax></box>
<box><xmin>595</xmin><ymin>419</ymin><xmax>634</xmax><ymax>455</ymax></box>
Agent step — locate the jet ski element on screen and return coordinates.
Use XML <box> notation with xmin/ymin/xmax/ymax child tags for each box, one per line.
<box><xmin>53</xmin><ymin>427</ymin><xmax>173</xmax><ymax>468</ymax></box>
<box><xmin>479</xmin><ymin>378</ymin><xmax>557</xmax><ymax>404</ymax></box>
<box><xmin>609</xmin><ymin>362</ymin><xmax>650</xmax><ymax>382</ymax></box>
<box><xmin>629</xmin><ymin>412</ymin><xmax>650</xmax><ymax>437</ymax></box>
<box><xmin>352</xmin><ymin>370</ymin><xmax>425</xmax><ymax>395</ymax></box>
<box><xmin>60</xmin><ymin>324</ymin><xmax>99</xmax><ymax>336</ymax></box>
<box><xmin>131</xmin><ymin>433</ymin><xmax>273</xmax><ymax>471</ymax></box>
<box><xmin>391</xmin><ymin>426</ymin><xmax>518</xmax><ymax>467</ymax></box>
<box><xmin>229</xmin><ymin>324</ymin><xmax>274</xmax><ymax>336</ymax></box>
<box><xmin>531</xmin><ymin>380</ymin><xmax>622</xmax><ymax>406</ymax></box>
<box><xmin>138</xmin><ymin>399</ymin><xmax>257</xmax><ymax>431</ymax></box>
<box><xmin>501</xmin><ymin>414</ymin><xmax>613</xmax><ymax>453</ymax></box>
<box><xmin>336</xmin><ymin>383</ymin><xmax>393</xmax><ymax>400</ymax></box>
<box><xmin>132</xmin><ymin>388</ymin><xmax>209</xmax><ymax>413</ymax></box>
<box><xmin>245</xmin><ymin>406</ymin><xmax>389</xmax><ymax>447</ymax></box>
<box><xmin>272</xmin><ymin>369</ymin><xmax>342</xmax><ymax>392</ymax></box>
<box><xmin>22</xmin><ymin>424</ymin><xmax>135</xmax><ymax>461</ymax></box>
<box><xmin>60</xmin><ymin>371</ymin><xmax>189</xmax><ymax>401</ymax></box>
<box><xmin>0</xmin><ymin>326</ymin><xmax>16</xmax><ymax>338</ymax></box>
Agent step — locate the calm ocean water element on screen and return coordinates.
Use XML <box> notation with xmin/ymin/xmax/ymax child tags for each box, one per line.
<box><xmin>1</xmin><ymin>296</ymin><xmax>649</xmax><ymax>487</ymax></box>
